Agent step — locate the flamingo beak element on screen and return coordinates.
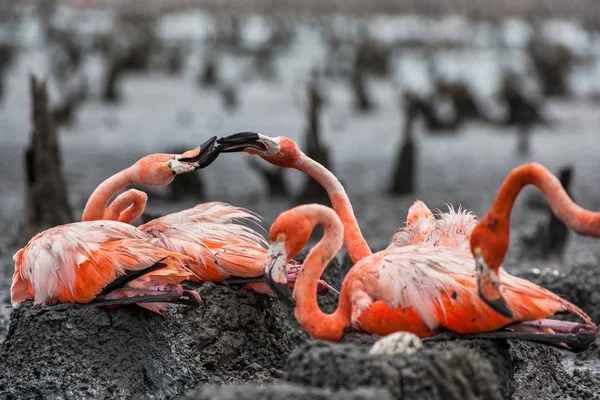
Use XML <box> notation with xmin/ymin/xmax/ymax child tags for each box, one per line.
<box><xmin>178</xmin><ymin>136</ymin><xmax>220</xmax><ymax>168</ymax></box>
<box><xmin>217</xmin><ymin>132</ymin><xmax>271</xmax><ymax>153</ymax></box>
<box><xmin>474</xmin><ymin>247</ymin><xmax>514</xmax><ymax>319</ymax></box>
<box><xmin>264</xmin><ymin>238</ymin><xmax>295</xmax><ymax>307</ymax></box>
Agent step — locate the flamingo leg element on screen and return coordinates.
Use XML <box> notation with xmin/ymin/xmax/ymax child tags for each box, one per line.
<box><xmin>424</xmin><ymin>321</ymin><xmax>596</xmax><ymax>352</ymax></box>
<box><xmin>222</xmin><ymin>275</ymin><xmax>332</xmax><ymax>295</ymax></box>
<box><xmin>95</xmin><ymin>289</ymin><xmax>202</xmax><ymax>307</ymax></box>
<box><xmin>46</xmin><ymin>285</ymin><xmax>202</xmax><ymax>310</ymax></box>
<box><xmin>99</xmin><ymin>259</ymin><xmax>170</xmax><ymax>296</ymax></box>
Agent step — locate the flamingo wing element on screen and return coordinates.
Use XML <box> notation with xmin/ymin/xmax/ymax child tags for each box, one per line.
<box><xmin>12</xmin><ymin>221</ymin><xmax>190</xmax><ymax>306</ymax></box>
<box><xmin>350</xmin><ymin>246</ymin><xmax>578</xmax><ymax>336</ymax></box>
<box><xmin>139</xmin><ymin>202</ymin><xmax>269</xmax><ymax>280</ymax></box>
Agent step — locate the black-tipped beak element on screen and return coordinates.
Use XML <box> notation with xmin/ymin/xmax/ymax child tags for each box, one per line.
<box><xmin>179</xmin><ymin>136</ymin><xmax>220</xmax><ymax>168</ymax></box>
<box><xmin>474</xmin><ymin>248</ymin><xmax>514</xmax><ymax>319</ymax></box>
<box><xmin>217</xmin><ymin>132</ymin><xmax>265</xmax><ymax>153</ymax></box>
<box><xmin>480</xmin><ymin>289</ymin><xmax>514</xmax><ymax>319</ymax></box>
<box><xmin>264</xmin><ymin>240</ymin><xmax>295</xmax><ymax>307</ymax></box>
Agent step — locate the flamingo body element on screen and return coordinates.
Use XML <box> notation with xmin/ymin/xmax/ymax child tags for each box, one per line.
<box><xmin>347</xmin><ymin>246</ymin><xmax>573</xmax><ymax>337</ymax></box>
<box><xmin>12</xmin><ymin>220</ymin><xmax>190</xmax><ymax>311</ymax></box>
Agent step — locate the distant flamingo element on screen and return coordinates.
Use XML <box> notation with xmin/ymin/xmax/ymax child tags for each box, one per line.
<box><xmin>81</xmin><ymin>136</ymin><xmax>329</xmax><ymax>295</ymax></box>
<box><xmin>263</xmin><ymin>204</ymin><xmax>596</xmax><ymax>350</ymax></box>
<box><xmin>12</xmin><ymin>220</ymin><xmax>200</xmax><ymax>313</ymax></box>
<box><xmin>470</xmin><ymin>162</ymin><xmax>600</xmax><ymax>316</ymax></box>
<box><xmin>10</xmin><ymin>138</ymin><xmax>224</xmax><ymax>312</ymax></box>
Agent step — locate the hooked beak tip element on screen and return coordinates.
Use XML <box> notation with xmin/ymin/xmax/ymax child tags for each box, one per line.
<box><xmin>475</xmin><ymin>251</ymin><xmax>514</xmax><ymax>319</ymax></box>
<box><xmin>217</xmin><ymin>132</ymin><xmax>265</xmax><ymax>153</ymax></box>
<box><xmin>178</xmin><ymin>135</ymin><xmax>221</xmax><ymax>169</ymax></box>
<box><xmin>481</xmin><ymin>293</ymin><xmax>514</xmax><ymax>319</ymax></box>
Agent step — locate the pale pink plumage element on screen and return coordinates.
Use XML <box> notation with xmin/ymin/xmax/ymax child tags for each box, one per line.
<box><xmin>12</xmin><ymin>220</ymin><xmax>192</xmax><ymax>312</ymax></box>
<box><xmin>138</xmin><ymin>201</ymin><xmax>272</xmax><ymax>281</ymax></box>
<box><xmin>388</xmin><ymin>201</ymin><xmax>478</xmax><ymax>252</ymax></box>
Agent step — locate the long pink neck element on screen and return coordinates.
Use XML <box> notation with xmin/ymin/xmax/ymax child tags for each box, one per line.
<box><xmin>82</xmin><ymin>168</ymin><xmax>135</xmax><ymax>221</ymax></box>
<box><xmin>293</xmin><ymin>206</ymin><xmax>352</xmax><ymax>341</ymax></box>
<box><xmin>295</xmin><ymin>153</ymin><xmax>372</xmax><ymax>263</ymax></box>
<box><xmin>491</xmin><ymin>163</ymin><xmax>600</xmax><ymax>236</ymax></box>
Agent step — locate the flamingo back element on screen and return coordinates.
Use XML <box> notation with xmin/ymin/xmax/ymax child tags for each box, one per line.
<box><xmin>139</xmin><ymin>202</ymin><xmax>270</xmax><ymax>280</ymax></box>
<box><xmin>389</xmin><ymin>204</ymin><xmax>478</xmax><ymax>252</ymax></box>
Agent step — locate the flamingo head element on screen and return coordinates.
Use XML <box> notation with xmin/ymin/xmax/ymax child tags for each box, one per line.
<box><xmin>217</xmin><ymin>132</ymin><xmax>301</xmax><ymax>168</ymax></box>
<box><xmin>470</xmin><ymin>212</ymin><xmax>513</xmax><ymax>318</ymax></box>
<box><xmin>263</xmin><ymin>211</ymin><xmax>314</xmax><ymax>306</ymax></box>
<box><xmin>133</xmin><ymin>136</ymin><xmax>219</xmax><ymax>186</ymax></box>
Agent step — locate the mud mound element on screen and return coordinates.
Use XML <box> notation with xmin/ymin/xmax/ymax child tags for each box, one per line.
<box><xmin>0</xmin><ymin>282</ymin><xmax>297</xmax><ymax>399</ymax></box>
<box><xmin>518</xmin><ymin>263</ymin><xmax>600</xmax><ymax>323</ymax></box>
<box><xmin>283</xmin><ymin>340</ymin><xmax>502</xmax><ymax>400</ymax></box>
<box><xmin>430</xmin><ymin>338</ymin><xmax>600</xmax><ymax>400</ymax></box>
<box><xmin>181</xmin><ymin>383</ymin><xmax>392</xmax><ymax>400</ymax></box>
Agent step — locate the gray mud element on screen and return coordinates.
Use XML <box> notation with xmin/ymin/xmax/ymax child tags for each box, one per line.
<box><xmin>0</xmin><ymin>283</ymin><xmax>296</xmax><ymax>399</ymax></box>
<box><xmin>182</xmin><ymin>383</ymin><xmax>392</xmax><ymax>400</ymax></box>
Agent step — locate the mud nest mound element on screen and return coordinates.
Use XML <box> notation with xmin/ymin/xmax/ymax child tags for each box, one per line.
<box><xmin>184</xmin><ymin>336</ymin><xmax>600</xmax><ymax>400</ymax></box>
<box><xmin>0</xmin><ymin>283</ymin><xmax>297</xmax><ymax>399</ymax></box>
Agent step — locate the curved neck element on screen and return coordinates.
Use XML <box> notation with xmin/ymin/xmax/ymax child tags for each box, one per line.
<box><xmin>82</xmin><ymin>168</ymin><xmax>135</xmax><ymax>221</ymax></box>
<box><xmin>295</xmin><ymin>152</ymin><xmax>372</xmax><ymax>263</ymax></box>
<box><xmin>103</xmin><ymin>189</ymin><xmax>148</xmax><ymax>223</ymax></box>
<box><xmin>490</xmin><ymin>163</ymin><xmax>600</xmax><ymax>236</ymax></box>
<box><xmin>293</xmin><ymin>208</ymin><xmax>352</xmax><ymax>341</ymax></box>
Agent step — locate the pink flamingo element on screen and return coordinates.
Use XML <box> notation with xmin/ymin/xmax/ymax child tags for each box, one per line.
<box><xmin>80</xmin><ymin>136</ymin><xmax>328</xmax><ymax>295</ymax></box>
<box><xmin>470</xmin><ymin>162</ymin><xmax>600</xmax><ymax>316</ymax></box>
<box><xmin>10</xmin><ymin>138</ymin><xmax>224</xmax><ymax>312</ymax></box>
<box><xmin>262</xmin><ymin>204</ymin><xmax>596</xmax><ymax>350</ymax></box>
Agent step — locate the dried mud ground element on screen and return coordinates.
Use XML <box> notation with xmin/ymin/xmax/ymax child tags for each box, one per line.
<box><xmin>1</xmin><ymin>51</ymin><xmax>600</xmax><ymax>399</ymax></box>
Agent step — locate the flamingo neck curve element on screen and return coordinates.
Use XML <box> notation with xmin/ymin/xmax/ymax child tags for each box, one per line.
<box><xmin>294</xmin><ymin>152</ymin><xmax>372</xmax><ymax>263</ymax></box>
<box><xmin>490</xmin><ymin>163</ymin><xmax>600</xmax><ymax>236</ymax></box>
<box><xmin>292</xmin><ymin>206</ymin><xmax>352</xmax><ymax>341</ymax></box>
<box><xmin>82</xmin><ymin>168</ymin><xmax>135</xmax><ymax>221</ymax></box>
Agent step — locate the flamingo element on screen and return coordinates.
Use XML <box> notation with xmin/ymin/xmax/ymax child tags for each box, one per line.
<box><xmin>470</xmin><ymin>162</ymin><xmax>600</xmax><ymax>317</ymax></box>
<box><xmin>80</xmin><ymin>136</ymin><xmax>329</xmax><ymax>296</ymax></box>
<box><xmin>12</xmin><ymin>221</ymin><xmax>201</xmax><ymax>313</ymax></box>
<box><xmin>10</xmin><ymin>137</ymin><xmax>225</xmax><ymax>312</ymax></box>
<box><xmin>262</xmin><ymin>203</ymin><xmax>597</xmax><ymax>350</ymax></box>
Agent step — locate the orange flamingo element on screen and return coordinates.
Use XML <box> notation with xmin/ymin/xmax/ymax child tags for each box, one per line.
<box><xmin>81</xmin><ymin>136</ymin><xmax>328</xmax><ymax>295</ymax></box>
<box><xmin>262</xmin><ymin>203</ymin><xmax>596</xmax><ymax>350</ymax></box>
<box><xmin>12</xmin><ymin>220</ymin><xmax>200</xmax><ymax>313</ymax></box>
<box><xmin>470</xmin><ymin>162</ymin><xmax>600</xmax><ymax>317</ymax></box>
<box><xmin>10</xmin><ymin>138</ymin><xmax>224</xmax><ymax>312</ymax></box>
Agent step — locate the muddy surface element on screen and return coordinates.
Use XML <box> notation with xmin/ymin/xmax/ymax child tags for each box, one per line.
<box><xmin>0</xmin><ymin>283</ymin><xmax>295</xmax><ymax>399</ymax></box>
